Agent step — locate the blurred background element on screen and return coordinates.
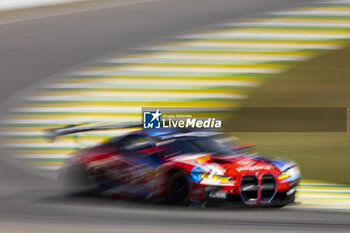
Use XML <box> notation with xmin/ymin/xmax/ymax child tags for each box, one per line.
<box><xmin>0</xmin><ymin>0</ymin><xmax>349</xmax><ymax>232</ymax></box>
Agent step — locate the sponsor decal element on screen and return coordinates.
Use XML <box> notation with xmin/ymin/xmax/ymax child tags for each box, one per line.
<box><xmin>236</xmin><ymin>164</ymin><xmax>273</xmax><ymax>172</ymax></box>
<box><xmin>235</xmin><ymin>158</ymin><xmax>273</xmax><ymax>172</ymax></box>
<box><xmin>208</xmin><ymin>191</ymin><xmax>228</xmax><ymax>199</ymax></box>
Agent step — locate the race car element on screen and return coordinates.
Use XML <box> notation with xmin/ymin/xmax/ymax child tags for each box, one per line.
<box><xmin>46</xmin><ymin>124</ymin><xmax>301</xmax><ymax>207</ymax></box>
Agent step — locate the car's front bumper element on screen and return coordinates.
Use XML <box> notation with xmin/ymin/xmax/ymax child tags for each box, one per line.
<box><xmin>202</xmin><ymin>184</ymin><xmax>297</xmax><ymax>207</ymax></box>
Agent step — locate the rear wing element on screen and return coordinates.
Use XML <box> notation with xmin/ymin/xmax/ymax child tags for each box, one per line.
<box><xmin>45</xmin><ymin>123</ymin><xmax>142</xmax><ymax>142</ymax></box>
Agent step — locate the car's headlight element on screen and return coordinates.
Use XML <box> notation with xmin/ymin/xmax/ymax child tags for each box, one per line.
<box><xmin>201</xmin><ymin>173</ymin><xmax>234</xmax><ymax>183</ymax></box>
<box><xmin>278</xmin><ymin>166</ymin><xmax>301</xmax><ymax>180</ymax></box>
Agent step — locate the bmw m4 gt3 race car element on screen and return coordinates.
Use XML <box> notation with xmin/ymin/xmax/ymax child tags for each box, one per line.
<box><xmin>46</xmin><ymin>124</ymin><xmax>301</xmax><ymax>207</ymax></box>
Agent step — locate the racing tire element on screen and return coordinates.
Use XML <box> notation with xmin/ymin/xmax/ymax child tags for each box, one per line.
<box><xmin>166</xmin><ymin>171</ymin><xmax>190</xmax><ymax>206</ymax></box>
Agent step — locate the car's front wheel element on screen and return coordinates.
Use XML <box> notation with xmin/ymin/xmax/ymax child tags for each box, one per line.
<box><xmin>166</xmin><ymin>171</ymin><xmax>190</xmax><ymax>206</ymax></box>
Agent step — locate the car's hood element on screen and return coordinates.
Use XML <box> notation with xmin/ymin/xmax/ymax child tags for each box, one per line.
<box><xmin>168</xmin><ymin>153</ymin><xmax>281</xmax><ymax>176</ymax></box>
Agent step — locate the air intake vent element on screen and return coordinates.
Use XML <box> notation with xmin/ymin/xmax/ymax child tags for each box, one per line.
<box><xmin>240</xmin><ymin>175</ymin><xmax>258</xmax><ymax>204</ymax></box>
<box><xmin>260</xmin><ymin>174</ymin><xmax>276</xmax><ymax>203</ymax></box>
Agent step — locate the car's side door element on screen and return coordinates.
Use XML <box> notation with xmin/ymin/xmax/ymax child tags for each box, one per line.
<box><xmin>108</xmin><ymin>134</ymin><xmax>161</xmax><ymax>196</ymax></box>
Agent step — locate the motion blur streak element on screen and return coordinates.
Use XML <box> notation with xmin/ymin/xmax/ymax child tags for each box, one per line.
<box><xmin>1</xmin><ymin>0</ymin><xmax>350</xmax><ymax>175</ymax></box>
<box><xmin>0</xmin><ymin>0</ymin><xmax>349</xmax><ymax>232</ymax></box>
<box><xmin>0</xmin><ymin>0</ymin><xmax>87</xmax><ymax>11</ymax></box>
<box><xmin>296</xmin><ymin>181</ymin><xmax>350</xmax><ymax>211</ymax></box>
<box><xmin>0</xmin><ymin>0</ymin><xmax>159</xmax><ymax>25</ymax></box>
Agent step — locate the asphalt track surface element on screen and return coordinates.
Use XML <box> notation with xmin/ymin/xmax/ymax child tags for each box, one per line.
<box><xmin>0</xmin><ymin>0</ymin><xmax>349</xmax><ymax>232</ymax></box>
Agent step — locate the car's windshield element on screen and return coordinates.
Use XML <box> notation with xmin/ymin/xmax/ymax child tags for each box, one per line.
<box><xmin>171</xmin><ymin>137</ymin><xmax>233</xmax><ymax>155</ymax></box>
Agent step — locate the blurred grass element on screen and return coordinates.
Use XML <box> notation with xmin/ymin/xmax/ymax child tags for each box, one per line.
<box><xmin>233</xmin><ymin>45</ymin><xmax>350</xmax><ymax>184</ymax></box>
